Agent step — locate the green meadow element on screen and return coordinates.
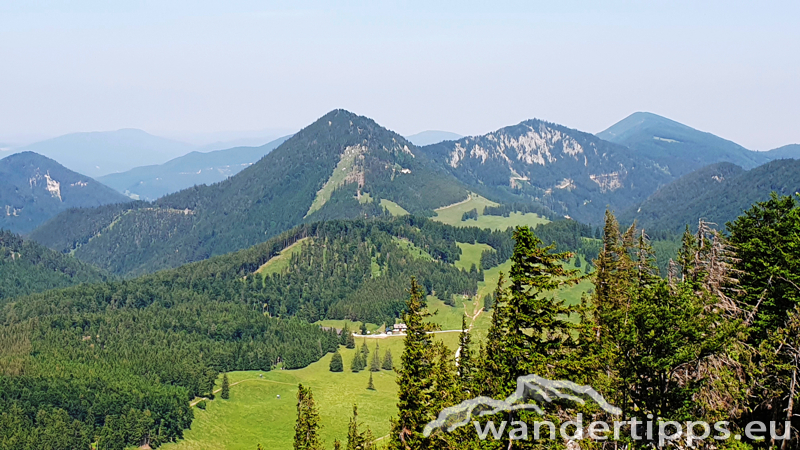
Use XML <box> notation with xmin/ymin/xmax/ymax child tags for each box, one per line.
<box><xmin>432</xmin><ymin>193</ymin><xmax>549</xmax><ymax>230</ymax></box>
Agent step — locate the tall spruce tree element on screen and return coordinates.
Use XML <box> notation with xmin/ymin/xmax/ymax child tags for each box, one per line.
<box><xmin>351</xmin><ymin>353</ymin><xmax>364</xmax><ymax>373</ymax></box>
<box><xmin>729</xmin><ymin>193</ymin><xmax>800</xmax><ymax>342</ymax></box>
<box><xmin>370</xmin><ymin>344</ymin><xmax>381</xmax><ymax>372</ymax></box>
<box><xmin>381</xmin><ymin>349</ymin><xmax>393</xmax><ymax>371</ymax></box>
<box><xmin>759</xmin><ymin>305</ymin><xmax>800</xmax><ymax>449</ymax></box>
<box><xmin>340</xmin><ymin>323</ymin><xmax>350</xmax><ymax>346</ymax></box>
<box><xmin>346</xmin><ymin>404</ymin><xmax>376</xmax><ymax>450</ymax></box>
<box><xmin>388</xmin><ymin>277</ymin><xmax>439</xmax><ymax>450</ymax></box>
<box><xmin>330</xmin><ymin>350</ymin><xmax>344</xmax><ymax>372</ymax></box>
<box><xmin>346</xmin><ymin>331</ymin><xmax>356</xmax><ymax>349</ymax></box>
<box><xmin>221</xmin><ymin>373</ymin><xmax>230</xmax><ymax>400</ymax></box>
<box><xmin>456</xmin><ymin>314</ymin><xmax>474</xmax><ymax>396</ymax></box>
<box><xmin>587</xmin><ymin>213</ymin><xmax>746</xmax><ymax>423</ymax></box>
<box><xmin>367</xmin><ymin>372</ymin><xmax>375</xmax><ymax>391</ymax></box>
<box><xmin>475</xmin><ymin>226</ymin><xmax>585</xmax><ymax>450</ymax></box>
<box><xmin>484</xmin><ymin>226</ymin><xmax>583</xmax><ymax>387</ymax></box>
<box><xmin>293</xmin><ymin>384</ymin><xmax>322</xmax><ymax>450</ymax></box>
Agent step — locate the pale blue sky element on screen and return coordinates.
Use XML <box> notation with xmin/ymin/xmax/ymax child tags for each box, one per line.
<box><xmin>0</xmin><ymin>1</ymin><xmax>798</xmax><ymax>149</ymax></box>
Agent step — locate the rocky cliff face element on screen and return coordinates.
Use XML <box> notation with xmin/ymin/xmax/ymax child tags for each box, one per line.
<box><xmin>0</xmin><ymin>152</ymin><xmax>128</xmax><ymax>233</ymax></box>
<box><xmin>420</xmin><ymin>119</ymin><xmax>672</xmax><ymax>224</ymax></box>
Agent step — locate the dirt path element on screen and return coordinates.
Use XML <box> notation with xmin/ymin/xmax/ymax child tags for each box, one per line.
<box><xmin>434</xmin><ymin>193</ymin><xmax>474</xmax><ymax>212</ymax></box>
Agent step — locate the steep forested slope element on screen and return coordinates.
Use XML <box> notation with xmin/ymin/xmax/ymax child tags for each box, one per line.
<box><xmin>598</xmin><ymin>112</ymin><xmax>769</xmax><ymax>176</ymax></box>
<box><xmin>29</xmin><ymin>110</ymin><xmax>468</xmax><ymax>276</ymax></box>
<box><xmin>0</xmin><ymin>230</ymin><xmax>110</xmax><ymax>300</ymax></box>
<box><xmin>621</xmin><ymin>159</ymin><xmax>800</xmax><ymax>231</ymax></box>
<box><xmin>419</xmin><ymin>118</ymin><xmax>673</xmax><ymax>224</ymax></box>
<box><xmin>0</xmin><ymin>152</ymin><xmax>129</xmax><ymax>233</ymax></box>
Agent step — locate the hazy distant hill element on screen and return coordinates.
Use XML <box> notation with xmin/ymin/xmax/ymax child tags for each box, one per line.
<box><xmin>0</xmin><ymin>152</ymin><xmax>129</xmax><ymax>233</ymax></box>
<box><xmin>20</xmin><ymin>129</ymin><xmax>196</xmax><ymax>177</ymax></box>
<box><xmin>598</xmin><ymin>112</ymin><xmax>769</xmax><ymax>177</ymax></box>
<box><xmin>405</xmin><ymin>130</ymin><xmax>463</xmax><ymax>146</ymax></box>
<box><xmin>764</xmin><ymin>144</ymin><xmax>800</xmax><ymax>160</ymax></box>
<box><xmin>419</xmin><ymin>119</ymin><xmax>673</xmax><ymax>224</ymax></box>
<box><xmin>98</xmin><ymin>136</ymin><xmax>291</xmax><ymax>200</ymax></box>
<box><xmin>621</xmin><ymin>159</ymin><xmax>800</xmax><ymax>232</ymax></box>
<box><xmin>30</xmin><ymin>110</ymin><xmax>468</xmax><ymax>276</ymax></box>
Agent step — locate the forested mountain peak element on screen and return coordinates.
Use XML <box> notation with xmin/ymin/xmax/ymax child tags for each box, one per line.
<box><xmin>0</xmin><ymin>151</ymin><xmax>129</xmax><ymax>233</ymax></box>
<box><xmin>28</xmin><ymin>110</ymin><xmax>467</xmax><ymax>276</ymax></box>
<box><xmin>418</xmin><ymin>118</ymin><xmax>673</xmax><ymax>224</ymax></box>
<box><xmin>597</xmin><ymin>111</ymin><xmax>769</xmax><ymax>176</ymax></box>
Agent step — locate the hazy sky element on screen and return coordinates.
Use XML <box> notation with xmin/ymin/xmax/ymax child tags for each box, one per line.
<box><xmin>1</xmin><ymin>1</ymin><xmax>798</xmax><ymax>150</ymax></box>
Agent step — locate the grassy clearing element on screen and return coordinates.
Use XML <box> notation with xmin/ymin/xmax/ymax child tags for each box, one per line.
<box><xmin>306</xmin><ymin>148</ymin><xmax>362</xmax><ymax>216</ymax></box>
<box><xmin>255</xmin><ymin>238</ymin><xmax>309</xmax><ymax>277</ymax></box>
<box><xmin>391</xmin><ymin>237</ymin><xmax>433</xmax><ymax>261</ymax></box>
<box><xmin>358</xmin><ymin>192</ymin><xmax>374</xmax><ymax>204</ymax></box>
<box><xmin>162</xmin><ymin>333</ymin><xmax>461</xmax><ymax>450</ymax></box>
<box><xmin>454</xmin><ymin>242</ymin><xmax>491</xmax><ymax>271</ymax></box>
<box><xmin>464</xmin><ymin>212</ymin><xmax>549</xmax><ymax>230</ymax></box>
<box><xmin>315</xmin><ymin>319</ymin><xmax>386</xmax><ymax>334</ymax></box>
<box><xmin>432</xmin><ymin>193</ymin><xmax>549</xmax><ymax>230</ymax></box>
<box><xmin>379</xmin><ymin>199</ymin><xmax>409</xmax><ymax>216</ymax></box>
<box><xmin>426</xmin><ymin>295</ymin><xmax>479</xmax><ymax>331</ymax></box>
<box><xmin>431</xmin><ymin>193</ymin><xmax>498</xmax><ymax>226</ymax></box>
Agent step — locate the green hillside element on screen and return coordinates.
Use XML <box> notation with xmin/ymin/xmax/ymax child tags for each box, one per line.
<box><xmin>0</xmin><ymin>230</ymin><xmax>110</xmax><ymax>300</ymax></box>
<box><xmin>621</xmin><ymin>158</ymin><xmax>800</xmax><ymax>232</ymax></box>
<box><xmin>29</xmin><ymin>110</ymin><xmax>468</xmax><ymax>277</ymax></box>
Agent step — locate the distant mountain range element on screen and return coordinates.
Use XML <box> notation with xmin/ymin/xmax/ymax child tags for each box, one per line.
<box><xmin>0</xmin><ymin>152</ymin><xmax>129</xmax><ymax>234</ymax></box>
<box><xmin>764</xmin><ymin>144</ymin><xmax>800</xmax><ymax>160</ymax></box>
<box><xmin>22</xmin><ymin>109</ymin><xmax>800</xmax><ymax>275</ymax></box>
<box><xmin>29</xmin><ymin>110</ymin><xmax>469</xmax><ymax>276</ymax></box>
<box><xmin>18</xmin><ymin>129</ymin><xmax>197</xmax><ymax>177</ymax></box>
<box><xmin>98</xmin><ymin>136</ymin><xmax>291</xmax><ymax>201</ymax></box>
<box><xmin>621</xmin><ymin>158</ymin><xmax>800</xmax><ymax>232</ymax></box>
<box><xmin>405</xmin><ymin>130</ymin><xmax>463</xmax><ymax>146</ymax></box>
<box><xmin>418</xmin><ymin>119</ymin><xmax>673</xmax><ymax>224</ymax></box>
<box><xmin>597</xmin><ymin>112</ymin><xmax>771</xmax><ymax>177</ymax></box>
